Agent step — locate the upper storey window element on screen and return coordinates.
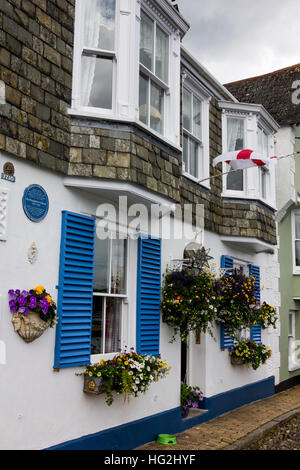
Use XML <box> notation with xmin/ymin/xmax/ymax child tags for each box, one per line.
<box><xmin>257</xmin><ymin>126</ymin><xmax>269</xmax><ymax>200</ymax></box>
<box><xmin>182</xmin><ymin>87</ymin><xmax>203</xmax><ymax>179</ymax></box>
<box><xmin>81</xmin><ymin>0</ymin><xmax>116</xmax><ymax>110</ymax></box>
<box><xmin>226</xmin><ymin>117</ymin><xmax>245</xmax><ymax>191</ymax></box>
<box><xmin>139</xmin><ymin>10</ymin><xmax>169</xmax><ymax>135</ymax></box>
<box><xmin>73</xmin><ymin>0</ymin><xmax>117</xmax><ymax>113</ymax></box>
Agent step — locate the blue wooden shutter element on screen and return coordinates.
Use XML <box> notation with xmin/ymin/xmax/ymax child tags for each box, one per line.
<box><xmin>249</xmin><ymin>264</ymin><xmax>261</xmax><ymax>344</ymax></box>
<box><xmin>54</xmin><ymin>211</ymin><xmax>95</xmax><ymax>369</ymax></box>
<box><xmin>220</xmin><ymin>255</ymin><xmax>234</xmax><ymax>349</ymax></box>
<box><xmin>136</xmin><ymin>236</ymin><xmax>161</xmax><ymax>355</ymax></box>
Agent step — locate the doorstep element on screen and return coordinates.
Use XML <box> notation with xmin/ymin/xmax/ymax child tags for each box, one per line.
<box><xmin>182</xmin><ymin>409</ymin><xmax>209</xmax><ymax>421</ymax></box>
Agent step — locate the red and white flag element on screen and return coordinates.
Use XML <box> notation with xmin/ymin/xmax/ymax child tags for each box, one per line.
<box><xmin>213</xmin><ymin>149</ymin><xmax>274</xmax><ymax>170</ymax></box>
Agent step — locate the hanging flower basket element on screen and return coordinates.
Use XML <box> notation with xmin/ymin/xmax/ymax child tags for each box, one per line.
<box><xmin>11</xmin><ymin>310</ymin><xmax>51</xmax><ymax>343</ymax></box>
<box><xmin>230</xmin><ymin>356</ymin><xmax>244</xmax><ymax>366</ymax></box>
<box><xmin>83</xmin><ymin>375</ymin><xmax>106</xmax><ymax>395</ymax></box>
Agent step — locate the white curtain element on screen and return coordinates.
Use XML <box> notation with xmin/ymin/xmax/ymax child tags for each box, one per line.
<box><xmin>81</xmin><ymin>0</ymin><xmax>101</xmax><ymax>106</ymax></box>
<box><xmin>140</xmin><ymin>13</ymin><xmax>154</xmax><ymax>70</ymax></box>
<box><xmin>227</xmin><ymin>118</ymin><xmax>244</xmax><ymax>151</ymax></box>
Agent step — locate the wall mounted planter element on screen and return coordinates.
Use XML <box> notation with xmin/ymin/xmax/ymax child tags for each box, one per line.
<box><xmin>83</xmin><ymin>375</ymin><xmax>106</xmax><ymax>395</ymax></box>
<box><xmin>12</xmin><ymin>310</ymin><xmax>51</xmax><ymax>343</ymax></box>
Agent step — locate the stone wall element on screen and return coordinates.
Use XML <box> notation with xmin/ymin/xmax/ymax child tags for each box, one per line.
<box><xmin>0</xmin><ymin>0</ymin><xmax>277</xmax><ymax>245</ymax></box>
<box><xmin>0</xmin><ymin>0</ymin><xmax>74</xmax><ymax>171</ymax></box>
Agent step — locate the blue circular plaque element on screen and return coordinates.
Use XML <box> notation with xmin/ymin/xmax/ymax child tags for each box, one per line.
<box><xmin>22</xmin><ymin>184</ymin><xmax>49</xmax><ymax>222</ymax></box>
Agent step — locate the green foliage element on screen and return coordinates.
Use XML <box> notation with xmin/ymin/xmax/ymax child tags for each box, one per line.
<box><xmin>229</xmin><ymin>339</ymin><xmax>272</xmax><ymax>370</ymax></box>
<box><xmin>161</xmin><ymin>268</ymin><xmax>217</xmax><ymax>342</ymax></box>
<box><xmin>181</xmin><ymin>383</ymin><xmax>204</xmax><ymax>412</ymax></box>
<box><xmin>76</xmin><ymin>349</ymin><xmax>171</xmax><ymax>406</ymax></box>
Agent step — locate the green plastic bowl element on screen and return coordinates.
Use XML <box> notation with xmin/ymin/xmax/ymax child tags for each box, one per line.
<box><xmin>156</xmin><ymin>434</ymin><xmax>177</xmax><ymax>445</ymax></box>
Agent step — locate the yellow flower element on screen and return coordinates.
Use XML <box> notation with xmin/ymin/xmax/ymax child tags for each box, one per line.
<box><xmin>34</xmin><ymin>285</ymin><xmax>45</xmax><ymax>295</ymax></box>
<box><xmin>97</xmin><ymin>372</ymin><xmax>101</xmax><ymax>377</ymax></box>
<box><xmin>124</xmin><ymin>361</ymin><xmax>129</xmax><ymax>366</ymax></box>
<box><xmin>89</xmin><ymin>372</ymin><xmax>93</xmax><ymax>377</ymax></box>
<box><xmin>45</xmin><ymin>295</ymin><xmax>53</xmax><ymax>305</ymax></box>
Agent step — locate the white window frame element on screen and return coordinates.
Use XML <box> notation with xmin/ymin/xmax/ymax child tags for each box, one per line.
<box><xmin>257</xmin><ymin>125</ymin><xmax>271</xmax><ymax>203</ymax></box>
<box><xmin>222</xmin><ymin>114</ymin><xmax>247</xmax><ymax>198</ymax></box>
<box><xmin>138</xmin><ymin>8</ymin><xmax>171</xmax><ymax>136</ymax></box>
<box><xmin>91</xmin><ymin>236</ymin><xmax>129</xmax><ymax>363</ymax></box>
<box><xmin>181</xmin><ymin>72</ymin><xmax>210</xmax><ymax>188</ymax></box>
<box><xmin>288</xmin><ymin>310</ymin><xmax>300</xmax><ymax>371</ymax></box>
<box><xmin>292</xmin><ymin>210</ymin><xmax>300</xmax><ymax>275</ymax></box>
<box><xmin>71</xmin><ymin>0</ymin><xmax>119</xmax><ymax>118</ymax></box>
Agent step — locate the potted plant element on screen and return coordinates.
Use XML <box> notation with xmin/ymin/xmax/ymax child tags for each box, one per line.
<box><xmin>8</xmin><ymin>286</ymin><xmax>57</xmax><ymax>343</ymax></box>
<box><xmin>76</xmin><ymin>349</ymin><xmax>172</xmax><ymax>406</ymax></box>
<box><xmin>228</xmin><ymin>339</ymin><xmax>272</xmax><ymax>370</ymax></box>
<box><xmin>180</xmin><ymin>383</ymin><xmax>204</xmax><ymax>418</ymax></box>
<box><xmin>254</xmin><ymin>301</ymin><xmax>278</xmax><ymax>329</ymax></box>
<box><xmin>161</xmin><ymin>268</ymin><xmax>218</xmax><ymax>342</ymax></box>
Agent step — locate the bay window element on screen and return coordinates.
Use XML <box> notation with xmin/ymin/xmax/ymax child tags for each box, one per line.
<box><xmin>75</xmin><ymin>0</ymin><xmax>117</xmax><ymax>111</ymax></box>
<box><xmin>139</xmin><ymin>10</ymin><xmax>169</xmax><ymax>135</ymax></box>
<box><xmin>182</xmin><ymin>87</ymin><xmax>203</xmax><ymax>179</ymax></box>
<box><xmin>226</xmin><ymin>117</ymin><xmax>245</xmax><ymax>191</ymax></box>
<box><xmin>91</xmin><ymin>237</ymin><xmax>127</xmax><ymax>356</ymax></box>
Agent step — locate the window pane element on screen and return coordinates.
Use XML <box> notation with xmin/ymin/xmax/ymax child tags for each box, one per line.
<box><xmin>296</xmin><ymin>241</ymin><xmax>300</xmax><ymax>266</ymax></box>
<box><xmin>81</xmin><ymin>56</ymin><xmax>113</xmax><ymax>109</ymax></box>
<box><xmin>261</xmin><ymin>168</ymin><xmax>267</xmax><ymax>199</ymax></box>
<box><xmin>91</xmin><ymin>296</ymin><xmax>104</xmax><ymax>355</ymax></box>
<box><xmin>139</xmin><ymin>73</ymin><xmax>149</xmax><ymax>125</ymax></box>
<box><xmin>258</xmin><ymin>128</ymin><xmax>263</xmax><ymax>154</ymax></box>
<box><xmin>183</xmin><ymin>88</ymin><xmax>192</xmax><ymax>132</ymax></box>
<box><xmin>263</xmin><ymin>131</ymin><xmax>268</xmax><ymax>156</ymax></box>
<box><xmin>295</xmin><ymin>215</ymin><xmax>300</xmax><ymax>239</ymax></box>
<box><xmin>183</xmin><ymin>134</ymin><xmax>189</xmax><ymax>172</ymax></box>
<box><xmin>189</xmin><ymin>139</ymin><xmax>198</xmax><ymax>178</ymax></box>
<box><xmin>111</xmin><ymin>239</ymin><xmax>127</xmax><ymax>294</ymax></box>
<box><xmin>227</xmin><ymin>169</ymin><xmax>243</xmax><ymax>191</ymax></box>
<box><xmin>94</xmin><ymin>237</ymin><xmax>110</xmax><ymax>293</ymax></box>
<box><xmin>155</xmin><ymin>25</ymin><xmax>168</xmax><ymax>83</ymax></box>
<box><xmin>227</xmin><ymin>117</ymin><xmax>244</xmax><ymax>151</ymax></box>
<box><xmin>84</xmin><ymin>0</ymin><xmax>116</xmax><ymax>51</ymax></box>
<box><xmin>140</xmin><ymin>11</ymin><xmax>154</xmax><ymax>71</ymax></box>
<box><xmin>105</xmin><ymin>297</ymin><xmax>122</xmax><ymax>353</ymax></box>
<box><xmin>150</xmin><ymin>81</ymin><xmax>163</xmax><ymax>134</ymax></box>
<box><xmin>193</xmin><ymin>96</ymin><xmax>202</xmax><ymax>139</ymax></box>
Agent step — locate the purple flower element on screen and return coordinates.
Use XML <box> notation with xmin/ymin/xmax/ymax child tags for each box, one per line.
<box><xmin>9</xmin><ymin>300</ymin><xmax>18</xmax><ymax>313</ymax></box>
<box><xmin>17</xmin><ymin>296</ymin><xmax>27</xmax><ymax>306</ymax></box>
<box><xmin>39</xmin><ymin>298</ymin><xmax>49</xmax><ymax>314</ymax></box>
<box><xmin>18</xmin><ymin>307</ymin><xmax>29</xmax><ymax>315</ymax></box>
<box><xmin>15</xmin><ymin>290</ymin><xmax>20</xmax><ymax>296</ymax></box>
<box><xmin>192</xmin><ymin>402</ymin><xmax>199</xmax><ymax>408</ymax></box>
<box><xmin>21</xmin><ymin>290</ymin><xmax>30</xmax><ymax>298</ymax></box>
<box><xmin>187</xmin><ymin>400</ymin><xmax>192</xmax><ymax>407</ymax></box>
<box><xmin>8</xmin><ymin>290</ymin><xmax>17</xmax><ymax>300</ymax></box>
<box><xmin>28</xmin><ymin>296</ymin><xmax>37</xmax><ymax>309</ymax></box>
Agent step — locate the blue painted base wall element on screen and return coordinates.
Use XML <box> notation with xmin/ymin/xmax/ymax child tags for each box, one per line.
<box><xmin>47</xmin><ymin>376</ymin><xmax>274</xmax><ymax>450</ymax></box>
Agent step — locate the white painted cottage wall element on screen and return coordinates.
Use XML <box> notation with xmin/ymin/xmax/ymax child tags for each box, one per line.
<box><xmin>0</xmin><ymin>151</ymin><xmax>280</xmax><ymax>449</ymax></box>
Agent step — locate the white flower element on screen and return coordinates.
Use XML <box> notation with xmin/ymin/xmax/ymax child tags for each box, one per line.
<box><xmin>135</xmin><ymin>378</ymin><xmax>140</xmax><ymax>384</ymax></box>
<box><xmin>147</xmin><ymin>366</ymin><xmax>150</xmax><ymax>371</ymax></box>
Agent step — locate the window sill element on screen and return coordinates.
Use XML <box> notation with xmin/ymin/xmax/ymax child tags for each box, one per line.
<box><xmin>68</xmin><ymin>108</ymin><xmax>182</xmax><ymax>152</ymax></box>
<box><xmin>288</xmin><ymin>363</ymin><xmax>300</xmax><ymax>372</ymax></box>
<box><xmin>183</xmin><ymin>172</ymin><xmax>210</xmax><ymax>189</ymax></box>
<box><xmin>292</xmin><ymin>270</ymin><xmax>300</xmax><ymax>276</ymax></box>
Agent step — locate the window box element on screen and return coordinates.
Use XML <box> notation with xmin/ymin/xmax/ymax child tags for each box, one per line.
<box><xmin>83</xmin><ymin>375</ymin><xmax>106</xmax><ymax>395</ymax></box>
